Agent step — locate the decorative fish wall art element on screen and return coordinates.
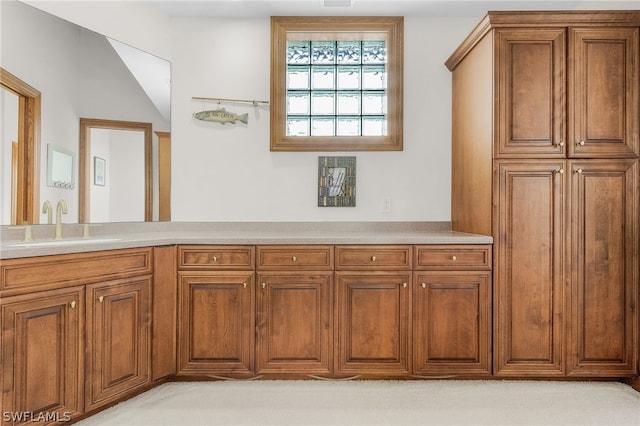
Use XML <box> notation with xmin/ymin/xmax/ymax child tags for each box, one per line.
<box><xmin>193</xmin><ymin>108</ymin><xmax>248</xmax><ymax>125</ymax></box>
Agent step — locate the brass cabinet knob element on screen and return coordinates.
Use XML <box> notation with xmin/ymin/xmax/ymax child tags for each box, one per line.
<box><xmin>421</xmin><ymin>283</ymin><xmax>426</xmax><ymax>289</ymax></box>
<box><xmin>575</xmin><ymin>168</ymin><xmax>583</xmax><ymax>174</ymax></box>
<box><xmin>577</xmin><ymin>140</ymin><xmax>585</xmax><ymax>146</ymax></box>
<box><xmin>292</xmin><ymin>256</ymin><xmax>297</xmax><ymax>262</ymax></box>
<box><xmin>98</xmin><ymin>296</ymin><xmax>104</xmax><ymax>303</ymax></box>
<box><xmin>371</xmin><ymin>256</ymin><xmax>376</xmax><ymax>262</ymax></box>
<box><xmin>451</xmin><ymin>255</ymin><xmax>457</xmax><ymax>261</ymax></box>
<box><xmin>243</xmin><ymin>283</ymin><xmax>247</xmax><ymax>289</ymax></box>
<box><xmin>402</xmin><ymin>282</ymin><xmax>407</xmax><ymax>288</ymax></box>
<box><xmin>558</xmin><ymin>141</ymin><xmax>565</xmax><ymax>147</ymax></box>
<box><xmin>70</xmin><ymin>301</ymin><xmax>77</xmax><ymax>309</ymax></box>
<box><xmin>557</xmin><ymin>168</ymin><xmax>564</xmax><ymax>174</ymax></box>
<box><xmin>262</xmin><ymin>283</ymin><xmax>266</xmax><ymax>289</ymax></box>
<box><xmin>212</xmin><ymin>256</ymin><xmax>217</xmax><ymax>262</ymax></box>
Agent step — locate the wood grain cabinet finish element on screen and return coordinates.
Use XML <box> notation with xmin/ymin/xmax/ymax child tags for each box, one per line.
<box><xmin>335</xmin><ymin>247</ymin><xmax>411</xmax><ymax>376</ymax></box>
<box><xmin>335</xmin><ymin>272</ymin><xmax>411</xmax><ymax>376</ymax></box>
<box><xmin>413</xmin><ymin>272</ymin><xmax>492</xmax><ymax>376</ymax></box>
<box><xmin>256</xmin><ymin>245</ymin><xmax>333</xmax><ymax>270</ymax></box>
<box><xmin>494</xmin><ymin>160</ymin><xmax>566</xmax><ymax>376</ymax></box>
<box><xmin>568</xmin><ymin>28</ymin><xmax>639</xmax><ymax>158</ymax></box>
<box><xmin>176</xmin><ymin>246</ymin><xmax>255</xmax><ymax>377</ymax></box>
<box><xmin>1</xmin><ymin>287</ymin><xmax>84</xmax><ymax>426</ymax></box>
<box><xmin>177</xmin><ymin>272</ymin><xmax>254</xmax><ymax>377</ymax></box>
<box><xmin>85</xmin><ymin>276</ymin><xmax>152</xmax><ymax>412</ymax></box>
<box><xmin>0</xmin><ymin>248</ymin><xmax>155</xmax><ymax>424</ymax></box>
<box><xmin>568</xmin><ymin>160</ymin><xmax>638</xmax><ymax>376</ymax></box>
<box><xmin>255</xmin><ymin>246</ymin><xmax>333</xmax><ymax>375</ymax></box>
<box><xmin>448</xmin><ymin>11</ymin><xmax>639</xmax><ymax>379</ymax></box>
<box><xmin>256</xmin><ymin>272</ymin><xmax>333</xmax><ymax>375</ymax></box>
<box><xmin>413</xmin><ymin>245</ymin><xmax>493</xmax><ymax>376</ymax></box>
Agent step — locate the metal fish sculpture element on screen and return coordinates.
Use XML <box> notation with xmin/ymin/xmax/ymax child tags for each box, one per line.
<box><xmin>193</xmin><ymin>108</ymin><xmax>249</xmax><ymax>125</ymax></box>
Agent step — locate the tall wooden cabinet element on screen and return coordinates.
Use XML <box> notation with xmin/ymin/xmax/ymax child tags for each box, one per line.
<box><xmin>447</xmin><ymin>11</ymin><xmax>639</xmax><ymax>378</ymax></box>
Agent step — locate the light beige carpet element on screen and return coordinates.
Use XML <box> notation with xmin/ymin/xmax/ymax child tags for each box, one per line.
<box><xmin>76</xmin><ymin>380</ymin><xmax>640</xmax><ymax>426</ymax></box>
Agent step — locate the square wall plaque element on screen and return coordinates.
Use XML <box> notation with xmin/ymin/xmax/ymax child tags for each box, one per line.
<box><xmin>318</xmin><ymin>156</ymin><xmax>356</xmax><ymax>207</ymax></box>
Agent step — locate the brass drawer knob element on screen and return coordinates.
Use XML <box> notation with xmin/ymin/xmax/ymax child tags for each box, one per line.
<box><xmin>450</xmin><ymin>255</ymin><xmax>457</xmax><ymax>261</ymax></box>
<box><xmin>292</xmin><ymin>256</ymin><xmax>297</xmax><ymax>262</ymax></box>
<box><xmin>371</xmin><ymin>256</ymin><xmax>376</xmax><ymax>262</ymax></box>
<box><xmin>212</xmin><ymin>255</ymin><xmax>218</xmax><ymax>262</ymax></box>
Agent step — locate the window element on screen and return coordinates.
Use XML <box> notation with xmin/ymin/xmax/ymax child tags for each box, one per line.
<box><xmin>270</xmin><ymin>16</ymin><xmax>403</xmax><ymax>151</ymax></box>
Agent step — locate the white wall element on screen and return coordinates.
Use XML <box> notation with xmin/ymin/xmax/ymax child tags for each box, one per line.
<box><xmin>10</xmin><ymin>1</ymin><xmax>479</xmax><ymax>223</ymax></box>
<box><xmin>169</xmin><ymin>16</ymin><xmax>476</xmax><ymax>221</ymax></box>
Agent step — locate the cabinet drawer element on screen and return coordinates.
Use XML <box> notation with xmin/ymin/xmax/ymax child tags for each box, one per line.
<box><xmin>0</xmin><ymin>248</ymin><xmax>152</xmax><ymax>296</ymax></box>
<box><xmin>256</xmin><ymin>246</ymin><xmax>333</xmax><ymax>270</ymax></box>
<box><xmin>178</xmin><ymin>246</ymin><xmax>254</xmax><ymax>270</ymax></box>
<box><xmin>335</xmin><ymin>245</ymin><xmax>412</xmax><ymax>270</ymax></box>
<box><xmin>414</xmin><ymin>245</ymin><xmax>491</xmax><ymax>270</ymax></box>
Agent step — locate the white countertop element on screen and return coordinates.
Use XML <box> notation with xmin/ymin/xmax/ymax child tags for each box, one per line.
<box><xmin>0</xmin><ymin>222</ymin><xmax>492</xmax><ymax>259</ymax></box>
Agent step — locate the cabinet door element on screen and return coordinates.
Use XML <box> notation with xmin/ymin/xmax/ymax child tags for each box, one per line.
<box><xmin>495</xmin><ymin>160</ymin><xmax>565</xmax><ymax>376</ymax></box>
<box><xmin>568</xmin><ymin>160</ymin><xmax>638</xmax><ymax>376</ymax></box>
<box><xmin>495</xmin><ymin>29</ymin><xmax>566</xmax><ymax>158</ymax></box>
<box><xmin>413</xmin><ymin>272</ymin><xmax>492</xmax><ymax>376</ymax></box>
<box><xmin>569</xmin><ymin>28</ymin><xmax>639</xmax><ymax>158</ymax></box>
<box><xmin>85</xmin><ymin>277</ymin><xmax>151</xmax><ymax>412</ymax></box>
<box><xmin>1</xmin><ymin>287</ymin><xmax>83</xmax><ymax>425</ymax></box>
<box><xmin>335</xmin><ymin>272</ymin><xmax>411</xmax><ymax>376</ymax></box>
<box><xmin>177</xmin><ymin>272</ymin><xmax>254</xmax><ymax>377</ymax></box>
<box><xmin>256</xmin><ymin>272</ymin><xmax>332</xmax><ymax>375</ymax></box>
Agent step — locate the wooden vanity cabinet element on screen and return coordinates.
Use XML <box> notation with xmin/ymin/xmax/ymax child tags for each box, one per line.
<box><xmin>177</xmin><ymin>246</ymin><xmax>255</xmax><ymax>378</ymax></box>
<box><xmin>1</xmin><ymin>287</ymin><xmax>84</xmax><ymax>425</ymax></box>
<box><xmin>448</xmin><ymin>11</ymin><xmax>639</xmax><ymax>379</ymax></box>
<box><xmin>0</xmin><ymin>248</ymin><xmax>153</xmax><ymax>424</ymax></box>
<box><xmin>255</xmin><ymin>246</ymin><xmax>333</xmax><ymax>376</ymax></box>
<box><xmin>85</xmin><ymin>277</ymin><xmax>152</xmax><ymax>412</ymax></box>
<box><xmin>334</xmin><ymin>245</ymin><xmax>412</xmax><ymax>377</ymax></box>
<box><xmin>412</xmin><ymin>246</ymin><xmax>492</xmax><ymax>377</ymax></box>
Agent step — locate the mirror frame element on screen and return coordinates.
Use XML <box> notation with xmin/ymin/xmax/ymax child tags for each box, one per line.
<box><xmin>79</xmin><ymin>118</ymin><xmax>152</xmax><ymax>223</ymax></box>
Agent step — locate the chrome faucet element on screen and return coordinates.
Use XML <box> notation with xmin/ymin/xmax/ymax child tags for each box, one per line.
<box><xmin>42</xmin><ymin>200</ymin><xmax>52</xmax><ymax>224</ymax></box>
<box><xmin>55</xmin><ymin>199</ymin><xmax>68</xmax><ymax>240</ymax></box>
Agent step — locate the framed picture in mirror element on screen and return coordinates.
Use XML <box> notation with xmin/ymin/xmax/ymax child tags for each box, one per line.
<box><xmin>94</xmin><ymin>157</ymin><xmax>106</xmax><ymax>186</ymax></box>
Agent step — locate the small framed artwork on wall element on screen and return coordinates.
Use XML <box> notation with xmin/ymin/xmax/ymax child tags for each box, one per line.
<box><xmin>94</xmin><ymin>157</ymin><xmax>106</xmax><ymax>186</ymax></box>
<box><xmin>318</xmin><ymin>156</ymin><xmax>356</xmax><ymax>207</ymax></box>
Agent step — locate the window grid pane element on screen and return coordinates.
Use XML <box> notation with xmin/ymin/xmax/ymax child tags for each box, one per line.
<box><xmin>286</xmin><ymin>40</ymin><xmax>387</xmax><ymax>137</ymax></box>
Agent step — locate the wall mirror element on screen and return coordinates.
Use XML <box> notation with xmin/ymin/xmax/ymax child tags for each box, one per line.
<box><xmin>47</xmin><ymin>144</ymin><xmax>75</xmax><ymax>189</ymax></box>
<box><xmin>0</xmin><ymin>0</ymin><xmax>170</xmax><ymax>225</ymax></box>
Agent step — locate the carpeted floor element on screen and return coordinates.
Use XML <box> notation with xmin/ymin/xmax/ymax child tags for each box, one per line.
<box><xmin>75</xmin><ymin>380</ymin><xmax>640</xmax><ymax>426</ymax></box>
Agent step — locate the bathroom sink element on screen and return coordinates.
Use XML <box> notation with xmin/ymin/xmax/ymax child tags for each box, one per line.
<box><xmin>6</xmin><ymin>237</ymin><xmax>122</xmax><ymax>247</ymax></box>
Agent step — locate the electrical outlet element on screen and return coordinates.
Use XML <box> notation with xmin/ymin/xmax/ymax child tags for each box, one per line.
<box><xmin>381</xmin><ymin>197</ymin><xmax>392</xmax><ymax>214</ymax></box>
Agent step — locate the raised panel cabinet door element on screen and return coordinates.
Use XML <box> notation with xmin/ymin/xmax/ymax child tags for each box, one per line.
<box><xmin>495</xmin><ymin>29</ymin><xmax>566</xmax><ymax>158</ymax></box>
<box><xmin>495</xmin><ymin>160</ymin><xmax>565</xmax><ymax>376</ymax></box>
<box><xmin>568</xmin><ymin>159</ymin><xmax>638</xmax><ymax>376</ymax></box>
<box><xmin>335</xmin><ymin>272</ymin><xmax>411</xmax><ymax>376</ymax></box>
<box><xmin>177</xmin><ymin>272</ymin><xmax>254</xmax><ymax>377</ymax></box>
<box><xmin>256</xmin><ymin>272</ymin><xmax>333</xmax><ymax>375</ymax></box>
<box><xmin>85</xmin><ymin>276</ymin><xmax>151</xmax><ymax>412</ymax></box>
<box><xmin>569</xmin><ymin>27</ymin><xmax>639</xmax><ymax>158</ymax></box>
<box><xmin>413</xmin><ymin>272</ymin><xmax>492</xmax><ymax>376</ymax></box>
<box><xmin>1</xmin><ymin>287</ymin><xmax>84</xmax><ymax>426</ymax></box>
